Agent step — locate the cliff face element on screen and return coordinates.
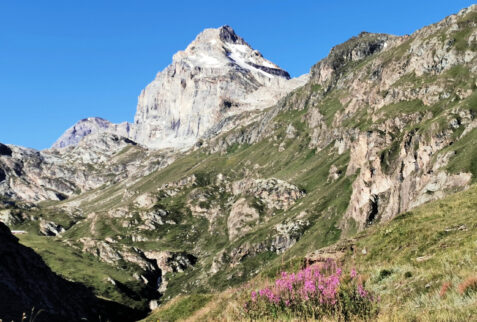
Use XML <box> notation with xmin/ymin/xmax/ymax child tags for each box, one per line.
<box><xmin>131</xmin><ymin>25</ymin><xmax>306</xmax><ymax>149</ymax></box>
<box><xmin>307</xmin><ymin>6</ymin><xmax>477</xmax><ymax>228</ymax></box>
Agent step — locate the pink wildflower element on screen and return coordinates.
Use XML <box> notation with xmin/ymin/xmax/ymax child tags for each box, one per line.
<box><xmin>351</xmin><ymin>268</ymin><xmax>357</xmax><ymax>278</ymax></box>
<box><xmin>245</xmin><ymin>260</ymin><xmax>375</xmax><ymax>319</ymax></box>
<box><xmin>304</xmin><ymin>279</ymin><xmax>316</xmax><ymax>293</ymax></box>
<box><xmin>357</xmin><ymin>284</ymin><xmax>368</xmax><ymax>298</ymax></box>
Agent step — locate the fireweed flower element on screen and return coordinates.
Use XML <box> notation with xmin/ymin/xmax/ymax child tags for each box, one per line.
<box><xmin>246</xmin><ymin>264</ymin><xmax>376</xmax><ymax>319</ymax></box>
<box><xmin>304</xmin><ymin>280</ymin><xmax>316</xmax><ymax>293</ymax></box>
<box><xmin>350</xmin><ymin>268</ymin><xmax>357</xmax><ymax>278</ymax></box>
<box><xmin>357</xmin><ymin>284</ymin><xmax>368</xmax><ymax>298</ymax></box>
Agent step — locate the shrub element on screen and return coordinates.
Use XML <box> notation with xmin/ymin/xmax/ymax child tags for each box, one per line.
<box><xmin>194</xmin><ymin>172</ymin><xmax>213</xmax><ymax>187</ymax></box>
<box><xmin>378</xmin><ymin>269</ymin><xmax>393</xmax><ymax>281</ymax></box>
<box><xmin>243</xmin><ymin>261</ymin><xmax>378</xmax><ymax>320</ymax></box>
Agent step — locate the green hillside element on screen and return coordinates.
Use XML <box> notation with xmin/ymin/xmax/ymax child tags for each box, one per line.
<box><xmin>146</xmin><ymin>183</ymin><xmax>477</xmax><ymax>321</ymax></box>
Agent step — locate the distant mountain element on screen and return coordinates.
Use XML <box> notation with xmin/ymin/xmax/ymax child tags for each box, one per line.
<box><xmin>52</xmin><ymin>117</ymin><xmax>132</xmax><ymax>149</ymax></box>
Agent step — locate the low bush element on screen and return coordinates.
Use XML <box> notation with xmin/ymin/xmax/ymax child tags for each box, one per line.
<box><xmin>243</xmin><ymin>260</ymin><xmax>378</xmax><ymax>320</ymax></box>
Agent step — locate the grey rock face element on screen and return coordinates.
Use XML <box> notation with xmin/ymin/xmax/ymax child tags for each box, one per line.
<box><xmin>0</xmin><ymin>134</ymin><xmax>168</xmax><ymax>203</ymax></box>
<box><xmin>39</xmin><ymin>220</ymin><xmax>65</xmax><ymax>236</ymax></box>
<box><xmin>132</xmin><ymin>25</ymin><xmax>307</xmax><ymax>149</ymax></box>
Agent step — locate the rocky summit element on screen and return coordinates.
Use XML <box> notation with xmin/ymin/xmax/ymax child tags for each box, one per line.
<box><xmin>1</xmin><ymin>5</ymin><xmax>477</xmax><ymax>321</ymax></box>
<box><xmin>132</xmin><ymin>25</ymin><xmax>307</xmax><ymax>149</ymax></box>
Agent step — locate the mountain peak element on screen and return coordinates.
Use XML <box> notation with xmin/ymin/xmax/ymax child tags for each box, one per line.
<box><xmin>189</xmin><ymin>25</ymin><xmax>246</xmax><ymax>46</ymax></box>
<box><xmin>50</xmin><ymin>24</ymin><xmax>300</xmax><ymax>151</ymax></box>
<box><xmin>173</xmin><ymin>25</ymin><xmax>290</xmax><ymax>79</ymax></box>
<box><xmin>132</xmin><ymin>25</ymin><xmax>302</xmax><ymax>149</ymax></box>
<box><xmin>51</xmin><ymin>117</ymin><xmax>132</xmax><ymax>149</ymax></box>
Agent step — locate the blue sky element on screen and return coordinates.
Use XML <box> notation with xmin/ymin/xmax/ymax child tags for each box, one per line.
<box><xmin>0</xmin><ymin>0</ymin><xmax>474</xmax><ymax>149</ymax></box>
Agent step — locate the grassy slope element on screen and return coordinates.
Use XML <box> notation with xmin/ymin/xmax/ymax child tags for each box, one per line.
<box><xmin>17</xmin><ymin>233</ymin><xmax>150</xmax><ymax>311</ymax></box>
<box><xmin>348</xmin><ymin>185</ymin><xmax>477</xmax><ymax>321</ymax></box>
<box><xmin>146</xmin><ymin>184</ymin><xmax>477</xmax><ymax>321</ymax></box>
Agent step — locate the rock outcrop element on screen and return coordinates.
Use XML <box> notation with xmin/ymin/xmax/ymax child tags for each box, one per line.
<box><xmin>230</xmin><ymin>178</ymin><xmax>304</xmax><ymax>210</ymax></box>
<box><xmin>39</xmin><ymin>220</ymin><xmax>65</xmax><ymax>236</ymax></box>
<box><xmin>227</xmin><ymin>198</ymin><xmax>260</xmax><ymax>240</ymax></box>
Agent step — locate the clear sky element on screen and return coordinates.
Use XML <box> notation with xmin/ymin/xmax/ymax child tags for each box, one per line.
<box><xmin>0</xmin><ymin>0</ymin><xmax>474</xmax><ymax>149</ymax></box>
